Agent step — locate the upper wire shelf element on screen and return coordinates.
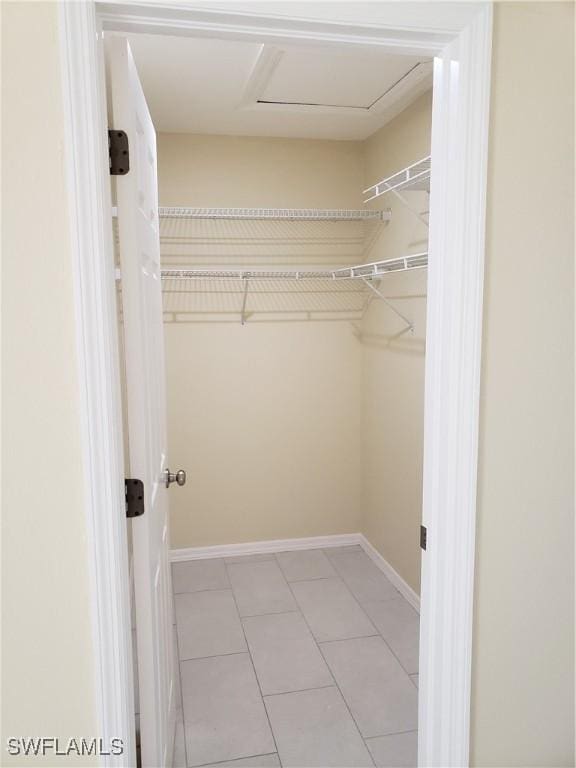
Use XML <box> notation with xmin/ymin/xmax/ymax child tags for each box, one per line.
<box><xmin>363</xmin><ymin>156</ymin><xmax>431</xmax><ymax>203</ymax></box>
<box><xmin>159</xmin><ymin>207</ymin><xmax>391</xmax><ymax>222</ymax></box>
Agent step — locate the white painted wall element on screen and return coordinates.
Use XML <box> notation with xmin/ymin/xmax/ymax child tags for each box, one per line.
<box><xmin>470</xmin><ymin>3</ymin><xmax>574</xmax><ymax>764</ymax></box>
<box><xmin>1</xmin><ymin>2</ymin><xmax>98</xmax><ymax>763</ymax></box>
<box><xmin>361</xmin><ymin>91</ymin><xmax>431</xmax><ymax>595</ymax></box>
<box><xmin>3</xmin><ymin>4</ymin><xmax>572</xmax><ymax>765</ymax></box>
<box><xmin>159</xmin><ymin>134</ymin><xmax>365</xmax><ymax>548</ymax></box>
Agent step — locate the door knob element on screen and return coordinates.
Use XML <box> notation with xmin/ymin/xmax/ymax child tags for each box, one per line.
<box><xmin>164</xmin><ymin>468</ymin><xmax>186</xmax><ymax>488</ymax></box>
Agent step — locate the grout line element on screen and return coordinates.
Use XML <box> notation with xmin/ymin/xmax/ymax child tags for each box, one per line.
<box><xmin>326</xmin><ymin>555</ymin><xmax>420</xmax><ymax>682</ymax></box>
<box><xmin>224</xmin><ymin>560</ymin><xmax>283</xmax><ymax>768</ymax></box>
<box><xmin>173</xmin><ymin>601</ymin><xmax>189</xmax><ymax>768</ymax></box>
<box><xmin>239</xmin><ymin>609</ymin><xmax>300</xmax><ymax>619</ymax></box>
<box><xmin>364</xmin><ymin>727</ymin><xmax>418</xmax><ymax>742</ymax></box>
<box><xmin>241</xmin><ymin>610</ymin><xmax>302</xmax><ymax>623</ymax></box>
<box><xmin>262</xmin><ymin>683</ymin><xmax>336</xmax><ymax>699</ymax></box>
<box><xmin>281</xmin><ymin>563</ymin><xmax>375</xmax><ymax>768</ymax></box>
<box><xmin>284</xmin><ymin>575</ymin><xmax>335</xmax><ymax>583</ymax></box>
<box><xmin>173</xmin><ymin>585</ymin><xmax>233</xmax><ymax>596</ymax></box>
<box><xmin>179</xmin><ymin>650</ymin><xmax>249</xmax><ymax>664</ymax></box>
<box><xmin>318</xmin><ymin>634</ymin><xmax>381</xmax><ymax>644</ymax></box>
<box><xmin>193</xmin><ymin>753</ymin><xmax>279</xmax><ymax>768</ymax></box>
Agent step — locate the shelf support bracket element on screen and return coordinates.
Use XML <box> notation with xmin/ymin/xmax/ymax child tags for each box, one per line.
<box><xmin>241</xmin><ymin>275</ymin><xmax>249</xmax><ymax>325</ymax></box>
<box><xmin>362</xmin><ymin>278</ymin><xmax>414</xmax><ymax>333</ymax></box>
<box><xmin>386</xmin><ymin>186</ymin><xmax>429</xmax><ymax>228</ymax></box>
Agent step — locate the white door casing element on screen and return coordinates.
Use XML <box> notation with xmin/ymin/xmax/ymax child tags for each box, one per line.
<box><xmin>60</xmin><ymin>4</ymin><xmax>492</xmax><ymax>766</ymax></box>
<box><xmin>109</xmin><ymin>36</ymin><xmax>176</xmax><ymax>768</ymax></box>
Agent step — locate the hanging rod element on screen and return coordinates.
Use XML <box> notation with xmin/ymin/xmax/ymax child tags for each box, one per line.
<box><xmin>160</xmin><ymin>253</ymin><xmax>427</xmax><ymax>281</ymax></box>
<box><xmin>363</xmin><ymin>156</ymin><xmax>431</xmax><ymax>202</ymax></box>
<box><xmin>158</xmin><ymin>207</ymin><xmax>391</xmax><ymax>222</ymax></box>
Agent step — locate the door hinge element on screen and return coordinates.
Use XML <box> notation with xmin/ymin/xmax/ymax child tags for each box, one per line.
<box><xmin>108</xmin><ymin>129</ymin><xmax>130</xmax><ymax>176</ymax></box>
<box><xmin>125</xmin><ymin>478</ymin><xmax>144</xmax><ymax>518</ymax></box>
<box><xmin>420</xmin><ymin>525</ymin><xmax>427</xmax><ymax>551</ymax></box>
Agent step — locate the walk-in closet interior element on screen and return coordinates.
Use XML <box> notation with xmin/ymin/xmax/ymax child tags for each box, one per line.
<box><xmin>114</xmin><ymin>31</ymin><xmax>432</xmax><ymax>768</ymax></box>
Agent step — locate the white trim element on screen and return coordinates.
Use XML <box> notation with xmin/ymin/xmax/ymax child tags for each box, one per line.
<box><xmin>59</xmin><ymin>4</ymin><xmax>135</xmax><ymax>767</ymax></box>
<box><xmin>419</xmin><ymin>6</ymin><xmax>493</xmax><ymax>767</ymax></box>
<box><xmin>169</xmin><ymin>532</ymin><xmax>419</xmax><ymax>611</ymax></box>
<box><xmin>64</xmin><ymin>4</ymin><xmax>494</xmax><ymax>766</ymax></box>
<box><xmin>170</xmin><ymin>533</ymin><xmax>362</xmax><ymax>562</ymax></box>
<box><xmin>98</xmin><ymin>3</ymin><xmax>454</xmax><ymax>55</ymax></box>
<box><xmin>358</xmin><ymin>535</ymin><xmax>420</xmax><ymax>613</ymax></box>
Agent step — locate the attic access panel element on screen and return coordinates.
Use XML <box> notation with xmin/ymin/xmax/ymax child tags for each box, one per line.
<box><xmin>258</xmin><ymin>48</ymin><xmax>425</xmax><ymax>110</ymax></box>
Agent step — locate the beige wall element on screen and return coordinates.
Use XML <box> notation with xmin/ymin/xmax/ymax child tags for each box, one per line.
<box><xmin>360</xmin><ymin>92</ymin><xmax>431</xmax><ymax>594</ymax></box>
<box><xmin>471</xmin><ymin>3</ymin><xmax>575</xmax><ymax>765</ymax></box>
<box><xmin>165</xmin><ymin>322</ymin><xmax>362</xmax><ymax>547</ymax></box>
<box><xmin>158</xmin><ymin>101</ymin><xmax>433</xmax><ymax>591</ymax></box>
<box><xmin>1</xmin><ymin>2</ymin><xmax>98</xmax><ymax>763</ymax></box>
<box><xmin>158</xmin><ymin>133</ymin><xmax>364</xmax><ymax>209</ymax></box>
<box><xmin>3</xmin><ymin>3</ymin><xmax>573</xmax><ymax>765</ymax></box>
<box><xmin>159</xmin><ymin>134</ymin><xmax>365</xmax><ymax>548</ymax></box>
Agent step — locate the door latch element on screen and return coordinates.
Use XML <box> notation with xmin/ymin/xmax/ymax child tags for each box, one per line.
<box><xmin>164</xmin><ymin>468</ymin><xmax>186</xmax><ymax>488</ymax></box>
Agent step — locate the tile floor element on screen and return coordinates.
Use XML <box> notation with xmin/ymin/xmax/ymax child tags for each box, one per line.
<box><xmin>172</xmin><ymin>546</ymin><xmax>419</xmax><ymax>768</ymax></box>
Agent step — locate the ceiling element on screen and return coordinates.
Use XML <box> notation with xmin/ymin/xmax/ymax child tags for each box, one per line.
<box><xmin>121</xmin><ymin>33</ymin><xmax>432</xmax><ymax>141</ymax></box>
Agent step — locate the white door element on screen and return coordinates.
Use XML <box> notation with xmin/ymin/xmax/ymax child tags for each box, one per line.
<box><xmin>109</xmin><ymin>37</ymin><xmax>177</xmax><ymax>768</ymax></box>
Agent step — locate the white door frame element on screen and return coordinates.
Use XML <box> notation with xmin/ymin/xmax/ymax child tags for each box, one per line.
<box><xmin>58</xmin><ymin>3</ymin><xmax>492</xmax><ymax>766</ymax></box>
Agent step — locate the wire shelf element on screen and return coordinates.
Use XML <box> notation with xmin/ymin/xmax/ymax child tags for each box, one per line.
<box><xmin>160</xmin><ymin>254</ymin><xmax>427</xmax><ymax>325</ymax></box>
<box><xmin>363</xmin><ymin>156</ymin><xmax>431</xmax><ymax>202</ymax></box>
<box><xmin>159</xmin><ymin>207</ymin><xmax>390</xmax><ymax>221</ymax></box>
<box><xmin>157</xmin><ymin>213</ymin><xmax>388</xmax><ymax>268</ymax></box>
<box><xmin>161</xmin><ymin>253</ymin><xmax>428</xmax><ymax>282</ymax></box>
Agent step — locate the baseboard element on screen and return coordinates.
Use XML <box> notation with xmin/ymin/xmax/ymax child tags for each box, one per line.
<box><xmin>170</xmin><ymin>531</ymin><xmax>420</xmax><ymax>612</ymax></box>
<box><xmin>358</xmin><ymin>534</ymin><xmax>420</xmax><ymax>613</ymax></box>
<box><xmin>170</xmin><ymin>533</ymin><xmax>362</xmax><ymax>563</ymax></box>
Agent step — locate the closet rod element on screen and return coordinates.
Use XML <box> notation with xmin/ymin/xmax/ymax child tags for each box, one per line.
<box><xmin>158</xmin><ymin>207</ymin><xmax>391</xmax><ymax>222</ymax></box>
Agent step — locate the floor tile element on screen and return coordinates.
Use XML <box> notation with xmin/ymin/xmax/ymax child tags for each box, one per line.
<box><xmin>175</xmin><ymin>590</ymin><xmax>246</xmax><ymax>660</ymax></box>
<box><xmin>132</xmin><ymin>628</ymin><xmax>139</xmax><ymax>714</ymax></box>
<box><xmin>172</xmin><ymin>623</ymin><xmax>181</xmax><ymax>706</ymax></box>
<box><xmin>227</xmin><ymin>560</ymin><xmax>297</xmax><ymax>617</ymax></box>
<box><xmin>327</xmin><ymin>550</ymin><xmax>398</xmax><ymax>603</ymax></box>
<box><xmin>181</xmin><ymin>654</ymin><xmax>275</xmax><ymax>766</ymax></box>
<box><xmin>173</xmin><ymin>714</ymin><xmax>187</xmax><ymax>768</ymax></box>
<box><xmin>365</xmin><ymin>731</ymin><xmax>417</xmax><ymax>767</ymax></box>
<box><xmin>201</xmin><ymin>754</ymin><xmax>280</xmax><ymax>767</ymax></box>
<box><xmin>410</xmin><ymin>674</ymin><xmax>419</xmax><ymax>689</ymax></box>
<box><xmin>362</xmin><ymin>597</ymin><xmax>420</xmax><ymax>673</ymax></box>
<box><xmin>291</xmin><ymin>578</ymin><xmax>376</xmax><ymax>642</ymax></box>
<box><xmin>320</xmin><ymin>636</ymin><xmax>418</xmax><ymax>737</ymax></box>
<box><xmin>264</xmin><ymin>687</ymin><xmax>373</xmax><ymax>767</ymax></box>
<box><xmin>172</xmin><ymin>559</ymin><xmax>229</xmax><ymax>594</ymax></box>
<box><xmin>323</xmin><ymin>545</ymin><xmax>363</xmax><ymax>555</ymax></box>
<box><xmin>243</xmin><ymin>612</ymin><xmax>333</xmax><ymax>695</ymax></box>
<box><xmin>275</xmin><ymin>549</ymin><xmax>336</xmax><ymax>581</ymax></box>
<box><xmin>224</xmin><ymin>553</ymin><xmax>277</xmax><ymax>564</ymax></box>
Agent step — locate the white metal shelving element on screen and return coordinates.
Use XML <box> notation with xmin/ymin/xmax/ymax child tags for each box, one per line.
<box><xmin>160</xmin><ymin>253</ymin><xmax>427</xmax><ymax>282</ymax></box>
<box><xmin>161</xmin><ymin>253</ymin><xmax>427</xmax><ymax>328</ymax></box>
<box><xmin>159</xmin><ymin>207</ymin><xmax>391</xmax><ymax>221</ymax></box>
<box><xmin>363</xmin><ymin>156</ymin><xmax>431</xmax><ymax>201</ymax></box>
<box><xmin>116</xmin><ymin>206</ymin><xmax>428</xmax><ymax>326</ymax></box>
<box><xmin>363</xmin><ymin>156</ymin><xmax>431</xmax><ymax>228</ymax></box>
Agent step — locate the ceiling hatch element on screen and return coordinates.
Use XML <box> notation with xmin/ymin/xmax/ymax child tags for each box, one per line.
<box><xmin>255</xmin><ymin>48</ymin><xmax>429</xmax><ymax>111</ymax></box>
